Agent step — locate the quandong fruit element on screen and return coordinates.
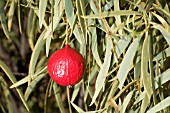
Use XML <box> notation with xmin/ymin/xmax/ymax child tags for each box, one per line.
<box><xmin>47</xmin><ymin>44</ymin><xmax>85</xmax><ymax>86</ymax></box>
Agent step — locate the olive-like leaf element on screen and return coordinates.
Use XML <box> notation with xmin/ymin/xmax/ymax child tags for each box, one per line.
<box><xmin>82</xmin><ymin>10</ymin><xmax>141</xmax><ymax>19</ymax></box>
<box><xmin>53</xmin><ymin>83</ymin><xmax>65</xmax><ymax>113</ymax></box>
<box><xmin>117</xmin><ymin>38</ymin><xmax>139</xmax><ymax>89</ymax></box>
<box><xmin>39</xmin><ymin>0</ymin><xmax>47</xmax><ymax>29</ymax></box>
<box><xmin>90</xmin><ymin>37</ymin><xmax>112</xmax><ymax>106</ymax></box>
<box><xmin>0</xmin><ymin>60</ymin><xmax>29</xmax><ymax>111</ymax></box>
<box><xmin>147</xmin><ymin>96</ymin><xmax>170</xmax><ymax>113</ymax></box>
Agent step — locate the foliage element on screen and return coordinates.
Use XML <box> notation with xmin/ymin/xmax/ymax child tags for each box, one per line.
<box><xmin>1</xmin><ymin>0</ymin><xmax>170</xmax><ymax>113</ymax></box>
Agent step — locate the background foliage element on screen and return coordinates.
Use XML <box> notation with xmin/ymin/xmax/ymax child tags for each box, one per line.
<box><xmin>1</xmin><ymin>0</ymin><xmax>170</xmax><ymax>113</ymax></box>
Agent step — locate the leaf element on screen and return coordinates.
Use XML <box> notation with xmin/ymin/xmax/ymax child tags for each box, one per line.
<box><xmin>114</xmin><ymin>0</ymin><xmax>122</xmax><ymax>35</ymax></box>
<box><xmin>7</xmin><ymin>0</ymin><xmax>15</xmax><ymax>31</ymax></box>
<box><xmin>39</xmin><ymin>0</ymin><xmax>47</xmax><ymax>29</ymax></box>
<box><xmin>0</xmin><ymin>76</ymin><xmax>13</xmax><ymax>113</ymax></box>
<box><xmin>0</xmin><ymin>59</ymin><xmax>29</xmax><ymax>111</ymax></box>
<box><xmin>90</xmin><ymin>37</ymin><xmax>112</xmax><ymax>106</ymax></box>
<box><xmin>28</xmin><ymin>30</ymin><xmax>46</xmax><ymax>79</ymax></box>
<box><xmin>141</xmin><ymin>32</ymin><xmax>152</xmax><ymax>99</ymax></box>
<box><xmin>44</xmin><ymin>0</ymin><xmax>64</xmax><ymax>56</ymax></box>
<box><xmin>134</xmin><ymin>68</ymin><xmax>170</xmax><ymax>105</ymax></box>
<box><xmin>117</xmin><ymin>38</ymin><xmax>139</xmax><ymax>89</ymax></box>
<box><xmin>24</xmin><ymin>73</ymin><xmax>46</xmax><ymax>100</ymax></box>
<box><xmin>88</xmin><ymin>22</ymin><xmax>102</xmax><ymax>67</ymax></box>
<box><xmin>120</xmin><ymin>91</ymin><xmax>134</xmax><ymax>113</ymax></box>
<box><xmin>17</xmin><ymin>0</ymin><xmax>22</xmax><ymax>33</ymax></box>
<box><xmin>0</xmin><ymin>0</ymin><xmax>10</xmax><ymax>39</ymax></box>
<box><xmin>76</xmin><ymin>0</ymin><xmax>86</xmax><ymax>39</ymax></box>
<box><xmin>65</xmin><ymin>0</ymin><xmax>84</xmax><ymax>44</ymax></box>
<box><xmin>152</xmin><ymin>23</ymin><xmax>170</xmax><ymax>46</ymax></box>
<box><xmin>71</xmin><ymin>102</ymin><xmax>84</xmax><ymax>113</ymax></box>
<box><xmin>71</xmin><ymin>81</ymin><xmax>82</xmax><ymax>102</ymax></box>
<box><xmin>10</xmin><ymin>66</ymin><xmax>47</xmax><ymax>88</ymax></box>
<box><xmin>152</xmin><ymin>12</ymin><xmax>170</xmax><ymax>32</ymax></box>
<box><xmin>147</xmin><ymin>96</ymin><xmax>170</xmax><ymax>113</ymax></box>
<box><xmin>53</xmin><ymin>83</ymin><xmax>65</xmax><ymax>113</ymax></box>
<box><xmin>102</xmin><ymin>0</ymin><xmax>114</xmax><ymax>11</ymax></box>
<box><xmin>10</xmin><ymin>76</ymin><xmax>29</xmax><ymax>88</ymax></box>
<box><xmin>140</xmin><ymin>93</ymin><xmax>150</xmax><ymax>113</ymax></box>
<box><xmin>82</xmin><ymin>10</ymin><xmax>141</xmax><ymax>19</ymax></box>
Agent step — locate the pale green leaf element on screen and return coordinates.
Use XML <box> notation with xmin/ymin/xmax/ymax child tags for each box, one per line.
<box><xmin>147</xmin><ymin>96</ymin><xmax>170</xmax><ymax>113</ymax></box>
<box><xmin>24</xmin><ymin>73</ymin><xmax>46</xmax><ymax>100</ymax></box>
<box><xmin>90</xmin><ymin>37</ymin><xmax>112</xmax><ymax>106</ymax></box>
<box><xmin>71</xmin><ymin>102</ymin><xmax>84</xmax><ymax>113</ymax></box>
<box><xmin>7</xmin><ymin>0</ymin><xmax>15</xmax><ymax>31</ymax></box>
<box><xmin>0</xmin><ymin>60</ymin><xmax>29</xmax><ymax>111</ymax></box>
<box><xmin>134</xmin><ymin>68</ymin><xmax>170</xmax><ymax>104</ymax></box>
<box><xmin>28</xmin><ymin>30</ymin><xmax>46</xmax><ymax>77</ymax></box>
<box><xmin>140</xmin><ymin>93</ymin><xmax>150</xmax><ymax>113</ymax></box>
<box><xmin>53</xmin><ymin>83</ymin><xmax>65</xmax><ymax>113</ymax></box>
<box><xmin>71</xmin><ymin>80</ymin><xmax>82</xmax><ymax>102</ymax></box>
<box><xmin>88</xmin><ymin>22</ymin><xmax>102</xmax><ymax>67</ymax></box>
<box><xmin>82</xmin><ymin>10</ymin><xmax>141</xmax><ymax>19</ymax></box>
<box><xmin>65</xmin><ymin>0</ymin><xmax>84</xmax><ymax>44</ymax></box>
<box><xmin>76</xmin><ymin>0</ymin><xmax>86</xmax><ymax>39</ymax></box>
<box><xmin>0</xmin><ymin>0</ymin><xmax>10</xmax><ymax>39</ymax></box>
<box><xmin>117</xmin><ymin>38</ymin><xmax>139</xmax><ymax>89</ymax></box>
<box><xmin>10</xmin><ymin>76</ymin><xmax>29</xmax><ymax>88</ymax></box>
<box><xmin>152</xmin><ymin>23</ymin><xmax>170</xmax><ymax>46</ymax></box>
<box><xmin>141</xmin><ymin>32</ymin><xmax>152</xmax><ymax>99</ymax></box>
<box><xmin>120</xmin><ymin>91</ymin><xmax>134</xmax><ymax>113</ymax></box>
<box><xmin>39</xmin><ymin>0</ymin><xmax>47</xmax><ymax>29</ymax></box>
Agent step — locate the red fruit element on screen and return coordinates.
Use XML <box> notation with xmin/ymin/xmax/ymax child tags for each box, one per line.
<box><xmin>47</xmin><ymin>44</ymin><xmax>85</xmax><ymax>86</ymax></box>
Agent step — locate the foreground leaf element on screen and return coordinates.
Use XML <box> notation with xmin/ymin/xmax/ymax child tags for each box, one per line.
<box><xmin>0</xmin><ymin>60</ymin><xmax>29</xmax><ymax>111</ymax></box>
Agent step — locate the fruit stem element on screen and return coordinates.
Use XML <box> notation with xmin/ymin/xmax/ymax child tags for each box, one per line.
<box><xmin>66</xmin><ymin>19</ymin><xmax>69</xmax><ymax>45</ymax></box>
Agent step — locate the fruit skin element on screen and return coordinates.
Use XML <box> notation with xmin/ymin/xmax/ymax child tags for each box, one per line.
<box><xmin>47</xmin><ymin>44</ymin><xmax>85</xmax><ymax>86</ymax></box>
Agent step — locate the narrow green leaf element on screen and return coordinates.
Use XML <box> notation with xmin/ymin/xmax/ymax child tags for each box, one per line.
<box><xmin>0</xmin><ymin>0</ymin><xmax>10</xmax><ymax>39</ymax></box>
<box><xmin>65</xmin><ymin>0</ymin><xmax>84</xmax><ymax>44</ymax></box>
<box><xmin>0</xmin><ymin>76</ymin><xmax>13</xmax><ymax>113</ymax></box>
<box><xmin>147</xmin><ymin>96</ymin><xmax>170</xmax><ymax>113</ymax></box>
<box><xmin>10</xmin><ymin>66</ymin><xmax>47</xmax><ymax>88</ymax></box>
<box><xmin>141</xmin><ymin>32</ymin><xmax>152</xmax><ymax>99</ymax></box>
<box><xmin>53</xmin><ymin>83</ymin><xmax>65</xmax><ymax>113</ymax></box>
<box><xmin>7</xmin><ymin>0</ymin><xmax>15</xmax><ymax>31</ymax></box>
<box><xmin>152</xmin><ymin>23</ymin><xmax>170</xmax><ymax>46</ymax></box>
<box><xmin>10</xmin><ymin>76</ymin><xmax>29</xmax><ymax>88</ymax></box>
<box><xmin>140</xmin><ymin>93</ymin><xmax>150</xmax><ymax>113</ymax></box>
<box><xmin>17</xmin><ymin>0</ymin><xmax>22</xmax><ymax>33</ymax></box>
<box><xmin>120</xmin><ymin>91</ymin><xmax>134</xmax><ymax>113</ymax></box>
<box><xmin>28</xmin><ymin>30</ymin><xmax>46</xmax><ymax>77</ymax></box>
<box><xmin>0</xmin><ymin>60</ymin><xmax>29</xmax><ymax>111</ymax></box>
<box><xmin>88</xmin><ymin>23</ymin><xmax>102</xmax><ymax>67</ymax></box>
<box><xmin>71</xmin><ymin>81</ymin><xmax>82</xmax><ymax>102</ymax></box>
<box><xmin>39</xmin><ymin>0</ymin><xmax>47</xmax><ymax>29</ymax></box>
<box><xmin>90</xmin><ymin>37</ymin><xmax>112</xmax><ymax>106</ymax></box>
<box><xmin>44</xmin><ymin>0</ymin><xmax>64</xmax><ymax>56</ymax></box>
<box><xmin>115</xmin><ymin>35</ymin><xmax>131</xmax><ymax>59</ymax></box>
<box><xmin>114</xmin><ymin>0</ymin><xmax>122</xmax><ymax>35</ymax></box>
<box><xmin>76</xmin><ymin>0</ymin><xmax>86</xmax><ymax>39</ymax></box>
<box><xmin>45</xmin><ymin>36</ymin><xmax>52</xmax><ymax>57</ymax></box>
<box><xmin>102</xmin><ymin>0</ymin><xmax>114</xmax><ymax>11</ymax></box>
<box><xmin>152</xmin><ymin>12</ymin><xmax>170</xmax><ymax>31</ymax></box>
<box><xmin>82</xmin><ymin>10</ymin><xmax>141</xmax><ymax>19</ymax></box>
<box><xmin>71</xmin><ymin>102</ymin><xmax>84</xmax><ymax>113</ymax></box>
<box><xmin>88</xmin><ymin>65</ymin><xmax>99</xmax><ymax>86</ymax></box>
<box><xmin>117</xmin><ymin>38</ymin><xmax>139</xmax><ymax>89</ymax></box>
<box><xmin>134</xmin><ymin>67</ymin><xmax>170</xmax><ymax>105</ymax></box>
<box><xmin>24</xmin><ymin>73</ymin><xmax>46</xmax><ymax>100</ymax></box>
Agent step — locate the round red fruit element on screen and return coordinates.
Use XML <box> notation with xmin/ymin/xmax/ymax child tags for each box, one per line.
<box><xmin>47</xmin><ymin>44</ymin><xmax>85</xmax><ymax>86</ymax></box>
